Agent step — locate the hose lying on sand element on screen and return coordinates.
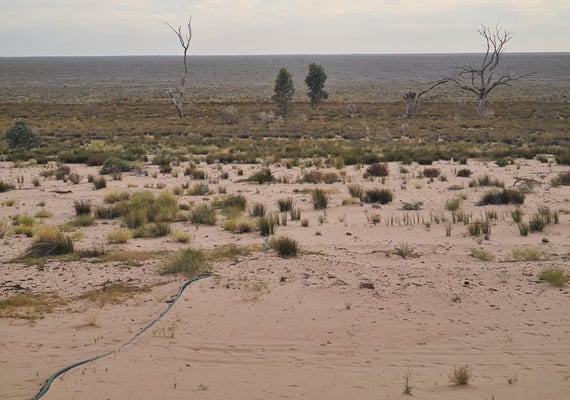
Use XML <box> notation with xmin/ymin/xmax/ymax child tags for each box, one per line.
<box><xmin>32</xmin><ymin>274</ymin><xmax>211</xmax><ymax>400</ymax></box>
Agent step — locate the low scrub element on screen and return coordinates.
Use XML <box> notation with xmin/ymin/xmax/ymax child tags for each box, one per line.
<box><xmin>512</xmin><ymin>246</ymin><xmax>543</xmax><ymax>261</ymax></box>
<box><xmin>100</xmin><ymin>156</ymin><xmax>131</xmax><ymax>175</ymax></box>
<box><xmin>450</xmin><ymin>366</ymin><xmax>471</xmax><ymax>385</ymax></box>
<box><xmin>270</xmin><ymin>236</ymin><xmax>299</xmax><ymax>258</ymax></box>
<box><xmin>107</xmin><ymin>228</ymin><xmax>132</xmax><ymax>244</ymax></box>
<box><xmin>422</xmin><ymin>167</ymin><xmax>440</xmax><ymax>178</ymax></box>
<box><xmin>73</xmin><ymin>200</ymin><xmax>92</xmax><ymax>216</ymax></box>
<box><xmin>160</xmin><ymin>248</ymin><xmax>210</xmax><ymax>277</ymax></box>
<box><xmin>539</xmin><ymin>268</ymin><xmax>569</xmax><ymax>286</ymax></box>
<box><xmin>478</xmin><ymin>189</ymin><xmax>525</xmax><ymax>205</ymax></box>
<box><xmin>257</xmin><ymin>214</ymin><xmax>278</xmax><ymax>236</ymax></box>
<box><xmin>347</xmin><ymin>183</ymin><xmax>363</xmax><ymax>200</ymax></box>
<box><xmin>469</xmin><ymin>175</ymin><xmax>504</xmax><ymax>188</ymax></box>
<box><xmin>364</xmin><ymin>188</ymin><xmax>393</xmax><ymax>204</ymax></box>
<box><xmin>190</xmin><ymin>203</ymin><xmax>217</xmax><ymax>225</ymax></box>
<box><xmin>364</xmin><ymin>163</ymin><xmax>389</xmax><ymax>177</ymax></box>
<box><xmin>248</xmin><ymin>168</ymin><xmax>274</xmax><ymax>184</ymax></box>
<box><xmin>26</xmin><ymin>225</ymin><xmax>74</xmax><ymax>257</ymax></box>
<box><xmin>470</xmin><ymin>247</ymin><xmax>495</xmax><ymax>261</ymax></box>
<box><xmin>312</xmin><ymin>188</ymin><xmax>329</xmax><ymax>209</ymax></box>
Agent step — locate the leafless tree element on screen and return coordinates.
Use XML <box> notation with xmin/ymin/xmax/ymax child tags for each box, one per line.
<box><xmin>165</xmin><ymin>17</ymin><xmax>192</xmax><ymax>118</ymax></box>
<box><xmin>403</xmin><ymin>79</ymin><xmax>448</xmax><ymax>118</ymax></box>
<box><xmin>449</xmin><ymin>25</ymin><xmax>532</xmax><ymax>114</ymax></box>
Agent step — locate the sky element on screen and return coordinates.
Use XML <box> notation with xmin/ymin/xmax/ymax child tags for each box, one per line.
<box><xmin>0</xmin><ymin>0</ymin><xmax>568</xmax><ymax>56</ymax></box>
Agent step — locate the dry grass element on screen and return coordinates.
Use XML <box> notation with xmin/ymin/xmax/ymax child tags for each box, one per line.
<box><xmin>0</xmin><ymin>292</ymin><xmax>67</xmax><ymax>320</ymax></box>
<box><xmin>76</xmin><ymin>282</ymin><xmax>151</xmax><ymax>306</ymax></box>
<box><xmin>107</xmin><ymin>228</ymin><xmax>132</xmax><ymax>244</ymax></box>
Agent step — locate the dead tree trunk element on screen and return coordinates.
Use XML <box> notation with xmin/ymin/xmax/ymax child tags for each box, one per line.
<box><xmin>165</xmin><ymin>17</ymin><xmax>192</xmax><ymax>118</ymax></box>
<box><xmin>403</xmin><ymin>79</ymin><xmax>448</xmax><ymax>118</ymax></box>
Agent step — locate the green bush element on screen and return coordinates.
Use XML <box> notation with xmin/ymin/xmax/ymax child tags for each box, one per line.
<box><xmin>257</xmin><ymin>215</ymin><xmax>278</xmax><ymax>236</ymax></box>
<box><xmin>248</xmin><ymin>168</ymin><xmax>274</xmax><ymax>184</ymax></box>
<box><xmin>191</xmin><ymin>203</ymin><xmax>217</xmax><ymax>225</ymax></box>
<box><xmin>5</xmin><ymin>120</ymin><xmax>40</xmax><ymax>153</ymax></box>
<box><xmin>92</xmin><ymin>176</ymin><xmax>107</xmax><ymax>190</ymax></box>
<box><xmin>364</xmin><ymin>188</ymin><xmax>393</xmax><ymax>204</ymax></box>
<box><xmin>270</xmin><ymin>236</ymin><xmax>299</xmax><ymax>258</ymax></box>
<box><xmin>478</xmin><ymin>189</ymin><xmax>525</xmax><ymax>205</ymax></box>
<box><xmin>160</xmin><ymin>248</ymin><xmax>210</xmax><ymax>277</ymax></box>
<box><xmin>26</xmin><ymin>225</ymin><xmax>73</xmax><ymax>257</ymax></box>
<box><xmin>539</xmin><ymin>268</ymin><xmax>569</xmax><ymax>286</ymax></box>
<box><xmin>73</xmin><ymin>200</ymin><xmax>92</xmax><ymax>216</ymax></box>
<box><xmin>312</xmin><ymin>188</ymin><xmax>329</xmax><ymax>209</ymax></box>
<box><xmin>100</xmin><ymin>156</ymin><xmax>131</xmax><ymax>175</ymax></box>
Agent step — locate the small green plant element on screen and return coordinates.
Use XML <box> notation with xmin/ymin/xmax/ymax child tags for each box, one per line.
<box><xmin>104</xmin><ymin>191</ymin><xmax>130</xmax><ymax>204</ymax></box>
<box><xmin>107</xmin><ymin>228</ymin><xmax>132</xmax><ymax>244</ymax></box>
<box><xmin>469</xmin><ymin>175</ymin><xmax>504</xmax><ymax>188</ymax></box>
<box><xmin>248</xmin><ymin>168</ymin><xmax>274</xmax><ymax>184</ymax></box>
<box><xmin>312</xmin><ymin>188</ymin><xmax>329</xmax><ymax>209</ymax></box>
<box><xmin>347</xmin><ymin>183</ymin><xmax>363</xmax><ymax>199</ymax></box>
<box><xmin>250</xmin><ymin>202</ymin><xmax>266</xmax><ymax>217</ymax></box>
<box><xmin>170</xmin><ymin>230</ymin><xmax>191</xmax><ymax>243</ymax></box>
<box><xmin>190</xmin><ymin>203</ymin><xmax>217</xmax><ymax>225</ymax></box>
<box><xmin>401</xmin><ymin>201</ymin><xmax>422</xmax><ymax>210</ymax></box>
<box><xmin>100</xmin><ymin>156</ymin><xmax>131</xmax><ymax>175</ymax></box>
<box><xmin>445</xmin><ymin>197</ymin><xmax>462</xmax><ymax>211</ymax></box>
<box><xmin>160</xmin><ymin>248</ymin><xmax>210</xmax><ymax>277</ymax></box>
<box><xmin>72</xmin><ymin>214</ymin><xmax>95</xmax><ymax>227</ymax></box>
<box><xmin>277</xmin><ymin>197</ymin><xmax>293</xmax><ymax>212</ymax></box>
<box><xmin>364</xmin><ymin>188</ymin><xmax>393</xmax><ymax>204</ymax></box>
<box><xmin>402</xmin><ymin>370</ymin><xmax>413</xmax><ymax>396</ymax></box>
<box><xmin>394</xmin><ymin>243</ymin><xmax>415</xmax><ymax>259</ymax></box>
<box><xmin>512</xmin><ymin>246</ymin><xmax>543</xmax><ymax>261</ymax></box>
<box><xmin>188</xmin><ymin>182</ymin><xmax>209</xmax><ymax>196</ymax></box>
<box><xmin>73</xmin><ymin>200</ymin><xmax>92</xmax><ymax>216</ymax></box>
<box><xmin>470</xmin><ymin>247</ymin><xmax>495</xmax><ymax>261</ymax></box>
<box><xmin>258</xmin><ymin>214</ymin><xmax>278</xmax><ymax>236</ymax></box>
<box><xmin>270</xmin><ymin>236</ymin><xmax>299</xmax><ymax>258</ymax></box>
<box><xmin>450</xmin><ymin>365</ymin><xmax>471</xmax><ymax>385</ymax></box>
<box><xmin>92</xmin><ymin>176</ymin><xmax>107</xmax><ymax>190</ymax></box>
<box><xmin>26</xmin><ymin>225</ymin><xmax>74</xmax><ymax>257</ymax></box>
<box><xmin>478</xmin><ymin>188</ymin><xmax>525</xmax><ymax>205</ymax></box>
<box><xmin>539</xmin><ymin>268</ymin><xmax>569</xmax><ymax>286</ymax></box>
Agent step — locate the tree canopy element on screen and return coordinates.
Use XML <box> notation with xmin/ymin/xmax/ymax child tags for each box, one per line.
<box><xmin>305</xmin><ymin>62</ymin><xmax>328</xmax><ymax>108</ymax></box>
<box><xmin>5</xmin><ymin>121</ymin><xmax>40</xmax><ymax>152</ymax></box>
<box><xmin>272</xmin><ymin>68</ymin><xmax>295</xmax><ymax>121</ymax></box>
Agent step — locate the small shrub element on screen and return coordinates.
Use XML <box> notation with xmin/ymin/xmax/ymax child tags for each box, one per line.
<box><xmin>511</xmin><ymin>208</ymin><xmax>523</xmax><ymax>223</ymax></box>
<box><xmin>142</xmin><ymin>222</ymin><xmax>171</xmax><ymax>237</ymax></box>
<box><xmin>0</xmin><ymin>180</ymin><xmax>15</xmax><ymax>192</ymax></box>
<box><xmin>73</xmin><ymin>200</ymin><xmax>92</xmax><ymax>216</ymax></box>
<box><xmin>512</xmin><ymin>246</ymin><xmax>543</xmax><ymax>261</ymax></box>
<box><xmin>160</xmin><ymin>248</ymin><xmax>210</xmax><ymax>277</ymax></box>
<box><xmin>422</xmin><ymin>167</ymin><xmax>440</xmax><ymax>178</ymax></box>
<box><xmin>72</xmin><ymin>214</ymin><xmax>95</xmax><ymax>227</ymax></box>
<box><xmin>323</xmin><ymin>172</ymin><xmax>339</xmax><ymax>184</ymax></box>
<box><xmin>100</xmin><ymin>156</ymin><xmax>131</xmax><ymax>175</ymax></box>
<box><xmin>539</xmin><ymin>268</ymin><xmax>569</xmax><ymax>286</ymax></box>
<box><xmin>517</xmin><ymin>222</ymin><xmax>529</xmax><ymax>236</ymax></box>
<box><xmin>401</xmin><ymin>201</ymin><xmax>422</xmax><ymax>211</ymax></box>
<box><xmin>258</xmin><ymin>214</ymin><xmax>278</xmax><ymax>236</ymax></box>
<box><xmin>270</xmin><ymin>236</ymin><xmax>299</xmax><ymax>258</ymax></box>
<box><xmin>290</xmin><ymin>207</ymin><xmax>301</xmax><ymax>221</ymax></box>
<box><xmin>104</xmin><ymin>191</ymin><xmax>130</xmax><ymax>204</ymax></box>
<box><xmin>445</xmin><ymin>197</ymin><xmax>461</xmax><ymax>211</ymax></box>
<box><xmin>558</xmin><ymin>171</ymin><xmax>570</xmax><ymax>186</ymax></box>
<box><xmin>188</xmin><ymin>182</ymin><xmax>209</xmax><ymax>196</ymax></box>
<box><xmin>220</xmin><ymin>194</ymin><xmax>247</xmax><ymax>212</ymax></box>
<box><xmin>450</xmin><ymin>365</ymin><xmax>471</xmax><ymax>385</ymax></box>
<box><xmin>302</xmin><ymin>170</ymin><xmax>323</xmax><ymax>184</ymax></box>
<box><xmin>456</xmin><ymin>168</ymin><xmax>472</xmax><ymax>177</ymax></box>
<box><xmin>277</xmin><ymin>197</ymin><xmax>293</xmax><ymax>212</ymax></box>
<box><xmin>170</xmin><ymin>230</ymin><xmax>191</xmax><ymax>243</ymax></box>
<box><xmin>528</xmin><ymin>213</ymin><xmax>545</xmax><ymax>232</ymax></box>
<box><xmin>300</xmin><ymin>218</ymin><xmax>309</xmax><ymax>227</ymax></box>
<box><xmin>95</xmin><ymin>202</ymin><xmax>129</xmax><ymax>219</ymax></box>
<box><xmin>347</xmin><ymin>183</ymin><xmax>363</xmax><ymax>200</ymax></box>
<box><xmin>364</xmin><ymin>188</ymin><xmax>393</xmax><ymax>204</ymax></box>
<box><xmin>470</xmin><ymin>175</ymin><xmax>504</xmax><ymax>188</ymax></box>
<box><xmin>364</xmin><ymin>163</ymin><xmax>389</xmax><ymax>177</ymax></box>
<box><xmin>394</xmin><ymin>243</ymin><xmax>415</xmax><ymax>259</ymax></box>
<box><xmin>190</xmin><ymin>203</ymin><xmax>217</xmax><ymax>225</ymax></box>
<box><xmin>26</xmin><ymin>225</ymin><xmax>74</xmax><ymax>257</ymax></box>
<box><xmin>312</xmin><ymin>188</ymin><xmax>329</xmax><ymax>209</ymax></box>
<box><xmin>107</xmin><ymin>228</ymin><xmax>132</xmax><ymax>244</ymax></box>
<box><xmin>2</xmin><ymin>198</ymin><xmax>16</xmax><ymax>207</ymax></box>
<box><xmin>478</xmin><ymin>189</ymin><xmax>525</xmax><ymax>205</ymax></box>
<box><xmin>495</xmin><ymin>158</ymin><xmax>510</xmax><ymax>167</ymax></box>
<box><xmin>68</xmin><ymin>173</ymin><xmax>81</xmax><ymax>184</ymax></box>
<box><xmin>470</xmin><ymin>247</ymin><xmax>495</xmax><ymax>261</ymax></box>
<box><xmin>248</xmin><ymin>168</ymin><xmax>274</xmax><ymax>184</ymax></box>
<box><xmin>92</xmin><ymin>176</ymin><xmax>107</xmax><ymax>190</ymax></box>
<box><xmin>250</xmin><ymin>202</ymin><xmax>266</xmax><ymax>217</ymax></box>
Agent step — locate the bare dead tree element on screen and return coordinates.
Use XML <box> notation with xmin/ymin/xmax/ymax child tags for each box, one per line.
<box><xmin>403</xmin><ymin>79</ymin><xmax>448</xmax><ymax>118</ymax></box>
<box><xmin>165</xmin><ymin>17</ymin><xmax>192</xmax><ymax>118</ymax></box>
<box><xmin>449</xmin><ymin>25</ymin><xmax>532</xmax><ymax>114</ymax></box>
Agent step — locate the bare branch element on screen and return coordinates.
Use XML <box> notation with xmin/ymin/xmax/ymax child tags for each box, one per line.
<box><xmin>165</xmin><ymin>17</ymin><xmax>192</xmax><ymax>118</ymax></box>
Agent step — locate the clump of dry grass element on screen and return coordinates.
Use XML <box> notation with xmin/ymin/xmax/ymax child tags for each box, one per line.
<box><xmin>107</xmin><ymin>228</ymin><xmax>132</xmax><ymax>244</ymax></box>
<box><xmin>449</xmin><ymin>365</ymin><xmax>471</xmax><ymax>385</ymax></box>
<box><xmin>26</xmin><ymin>225</ymin><xmax>74</xmax><ymax>257</ymax></box>
<box><xmin>539</xmin><ymin>268</ymin><xmax>569</xmax><ymax>286</ymax></box>
<box><xmin>76</xmin><ymin>282</ymin><xmax>150</xmax><ymax>306</ymax></box>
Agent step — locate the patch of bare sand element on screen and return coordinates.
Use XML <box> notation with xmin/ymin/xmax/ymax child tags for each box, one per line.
<box><xmin>1</xmin><ymin>159</ymin><xmax>569</xmax><ymax>399</ymax></box>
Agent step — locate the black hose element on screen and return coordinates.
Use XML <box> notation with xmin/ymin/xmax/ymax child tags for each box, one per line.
<box><xmin>32</xmin><ymin>274</ymin><xmax>210</xmax><ymax>400</ymax></box>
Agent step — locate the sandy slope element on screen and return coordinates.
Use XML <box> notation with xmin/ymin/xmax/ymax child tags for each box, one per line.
<box><xmin>1</xmin><ymin>159</ymin><xmax>569</xmax><ymax>399</ymax></box>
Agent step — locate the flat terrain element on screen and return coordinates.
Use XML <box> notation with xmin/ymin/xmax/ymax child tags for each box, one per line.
<box><xmin>1</xmin><ymin>158</ymin><xmax>569</xmax><ymax>399</ymax></box>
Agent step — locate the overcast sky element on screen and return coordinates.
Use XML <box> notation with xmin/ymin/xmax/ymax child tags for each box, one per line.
<box><xmin>0</xmin><ymin>0</ymin><xmax>568</xmax><ymax>56</ymax></box>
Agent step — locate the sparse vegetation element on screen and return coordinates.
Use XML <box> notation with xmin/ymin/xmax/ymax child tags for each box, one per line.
<box><xmin>478</xmin><ymin>188</ymin><xmax>525</xmax><ymax>205</ymax></box>
<box><xmin>312</xmin><ymin>188</ymin><xmax>329</xmax><ymax>209</ymax></box>
<box><xmin>539</xmin><ymin>268</ymin><xmax>569</xmax><ymax>286</ymax></box>
<box><xmin>107</xmin><ymin>228</ymin><xmax>132</xmax><ymax>244</ymax></box>
<box><xmin>470</xmin><ymin>247</ymin><xmax>495</xmax><ymax>261</ymax></box>
<box><xmin>270</xmin><ymin>236</ymin><xmax>299</xmax><ymax>257</ymax></box>
<box><xmin>364</xmin><ymin>188</ymin><xmax>393</xmax><ymax>204</ymax></box>
<box><xmin>160</xmin><ymin>248</ymin><xmax>210</xmax><ymax>277</ymax></box>
<box><xmin>450</xmin><ymin>365</ymin><xmax>471</xmax><ymax>385</ymax></box>
<box><xmin>512</xmin><ymin>246</ymin><xmax>543</xmax><ymax>261</ymax></box>
<box><xmin>26</xmin><ymin>225</ymin><xmax>74</xmax><ymax>257</ymax></box>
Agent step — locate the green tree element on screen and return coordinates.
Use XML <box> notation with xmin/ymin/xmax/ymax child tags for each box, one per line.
<box><xmin>5</xmin><ymin>121</ymin><xmax>40</xmax><ymax>153</ymax></box>
<box><xmin>272</xmin><ymin>68</ymin><xmax>295</xmax><ymax>126</ymax></box>
<box><xmin>305</xmin><ymin>62</ymin><xmax>328</xmax><ymax>109</ymax></box>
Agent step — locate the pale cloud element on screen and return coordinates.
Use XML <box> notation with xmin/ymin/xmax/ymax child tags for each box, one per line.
<box><xmin>0</xmin><ymin>0</ymin><xmax>568</xmax><ymax>55</ymax></box>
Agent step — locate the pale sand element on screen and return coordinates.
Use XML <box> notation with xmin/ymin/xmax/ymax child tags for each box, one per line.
<box><xmin>1</xmin><ymin>159</ymin><xmax>569</xmax><ymax>399</ymax></box>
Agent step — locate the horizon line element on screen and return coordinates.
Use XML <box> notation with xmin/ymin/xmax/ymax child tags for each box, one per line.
<box><xmin>2</xmin><ymin>51</ymin><xmax>569</xmax><ymax>58</ymax></box>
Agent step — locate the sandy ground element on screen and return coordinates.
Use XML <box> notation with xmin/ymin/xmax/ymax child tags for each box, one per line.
<box><xmin>1</xmin><ymin>159</ymin><xmax>569</xmax><ymax>400</ymax></box>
